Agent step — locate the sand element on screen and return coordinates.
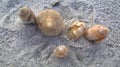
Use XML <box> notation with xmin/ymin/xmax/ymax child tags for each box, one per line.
<box><xmin>0</xmin><ymin>0</ymin><xmax>120</xmax><ymax>67</ymax></box>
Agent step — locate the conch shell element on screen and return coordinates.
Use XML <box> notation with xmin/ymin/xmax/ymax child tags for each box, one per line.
<box><xmin>19</xmin><ymin>7</ymin><xmax>36</xmax><ymax>24</ymax></box>
<box><xmin>85</xmin><ymin>24</ymin><xmax>109</xmax><ymax>42</ymax></box>
<box><xmin>36</xmin><ymin>9</ymin><xmax>64</xmax><ymax>36</ymax></box>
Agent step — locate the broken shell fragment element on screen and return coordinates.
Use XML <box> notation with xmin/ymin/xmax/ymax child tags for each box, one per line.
<box><xmin>54</xmin><ymin>45</ymin><xmax>68</xmax><ymax>58</ymax></box>
<box><xmin>65</xmin><ymin>20</ymin><xmax>86</xmax><ymax>41</ymax></box>
<box><xmin>36</xmin><ymin>9</ymin><xmax>64</xmax><ymax>36</ymax></box>
<box><xmin>85</xmin><ymin>24</ymin><xmax>109</xmax><ymax>42</ymax></box>
<box><xmin>19</xmin><ymin>7</ymin><xmax>36</xmax><ymax>24</ymax></box>
<box><xmin>50</xmin><ymin>0</ymin><xmax>61</xmax><ymax>7</ymax></box>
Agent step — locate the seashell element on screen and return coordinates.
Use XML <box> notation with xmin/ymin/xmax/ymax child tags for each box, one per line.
<box><xmin>54</xmin><ymin>45</ymin><xmax>68</xmax><ymax>58</ymax></box>
<box><xmin>36</xmin><ymin>9</ymin><xmax>64</xmax><ymax>36</ymax></box>
<box><xmin>84</xmin><ymin>24</ymin><xmax>109</xmax><ymax>42</ymax></box>
<box><xmin>50</xmin><ymin>0</ymin><xmax>61</xmax><ymax>7</ymax></box>
<box><xmin>65</xmin><ymin>20</ymin><xmax>86</xmax><ymax>41</ymax></box>
<box><xmin>19</xmin><ymin>7</ymin><xmax>36</xmax><ymax>24</ymax></box>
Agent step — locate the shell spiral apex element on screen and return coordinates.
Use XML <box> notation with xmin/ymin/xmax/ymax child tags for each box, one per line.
<box><xmin>19</xmin><ymin>7</ymin><xmax>30</xmax><ymax>16</ymax></box>
<box><xmin>36</xmin><ymin>9</ymin><xmax>64</xmax><ymax>36</ymax></box>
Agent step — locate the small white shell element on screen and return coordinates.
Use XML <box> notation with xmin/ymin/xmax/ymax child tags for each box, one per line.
<box><xmin>85</xmin><ymin>24</ymin><xmax>109</xmax><ymax>42</ymax></box>
<box><xmin>65</xmin><ymin>20</ymin><xmax>86</xmax><ymax>41</ymax></box>
<box><xmin>19</xmin><ymin>7</ymin><xmax>36</xmax><ymax>24</ymax></box>
<box><xmin>54</xmin><ymin>45</ymin><xmax>68</xmax><ymax>58</ymax></box>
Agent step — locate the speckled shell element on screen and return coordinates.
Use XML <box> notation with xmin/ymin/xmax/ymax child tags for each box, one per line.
<box><xmin>85</xmin><ymin>24</ymin><xmax>109</xmax><ymax>42</ymax></box>
<box><xmin>36</xmin><ymin>9</ymin><xmax>64</xmax><ymax>36</ymax></box>
<box><xmin>54</xmin><ymin>45</ymin><xmax>68</xmax><ymax>58</ymax></box>
<box><xmin>65</xmin><ymin>20</ymin><xmax>86</xmax><ymax>41</ymax></box>
<box><xmin>19</xmin><ymin>7</ymin><xmax>36</xmax><ymax>24</ymax></box>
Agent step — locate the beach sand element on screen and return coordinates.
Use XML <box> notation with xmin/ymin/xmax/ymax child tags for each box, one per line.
<box><xmin>0</xmin><ymin>0</ymin><xmax>120</xmax><ymax>67</ymax></box>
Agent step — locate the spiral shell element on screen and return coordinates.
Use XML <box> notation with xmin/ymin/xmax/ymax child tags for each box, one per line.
<box><xmin>36</xmin><ymin>9</ymin><xmax>64</xmax><ymax>36</ymax></box>
<box><xmin>54</xmin><ymin>45</ymin><xmax>68</xmax><ymax>58</ymax></box>
<box><xmin>19</xmin><ymin>7</ymin><xmax>36</xmax><ymax>24</ymax></box>
<box><xmin>85</xmin><ymin>24</ymin><xmax>109</xmax><ymax>42</ymax></box>
<box><xmin>65</xmin><ymin>20</ymin><xmax>86</xmax><ymax>41</ymax></box>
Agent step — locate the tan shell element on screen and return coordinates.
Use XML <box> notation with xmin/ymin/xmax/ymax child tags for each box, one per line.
<box><xmin>65</xmin><ymin>20</ymin><xmax>86</xmax><ymax>41</ymax></box>
<box><xmin>85</xmin><ymin>24</ymin><xmax>109</xmax><ymax>42</ymax></box>
<box><xmin>19</xmin><ymin>7</ymin><xmax>36</xmax><ymax>24</ymax></box>
<box><xmin>36</xmin><ymin>9</ymin><xmax>64</xmax><ymax>36</ymax></box>
<box><xmin>54</xmin><ymin>45</ymin><xmax>68</xmax><ymax>58</ymax></box>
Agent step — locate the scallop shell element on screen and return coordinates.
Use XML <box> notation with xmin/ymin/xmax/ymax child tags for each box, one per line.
<box><xmin>36</xmin><ymin>9</ymin><xmax>64</xmax><ymax>36</ymax></box>
<box><xmin>65</xmin><ymin>20</ymin><xmax>86</xmax><ymax>41</ymax></box>
<box><xmin>54</xmin><ymin>45</ymin><xmax>68</xmax><ymax>58</ymax></box>
<box><xmin>19</xmin><ymin>7</ymin><xmax>36</xmax><ymax>24</ymax></box>
<box><xmin>85</xmin><ymin>24</ymin><xmax>109</xmax><ymax>42</ymax></box>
